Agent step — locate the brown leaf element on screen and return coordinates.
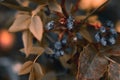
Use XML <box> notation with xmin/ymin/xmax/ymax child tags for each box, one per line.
<box><xmin>108</xmin><ymin>62</ymin><xmax>120</xmax><ymax>80</ymax></box>
<box><xmin>19</xmin><ymin>61</ymin><xmax>33</xmax><ymax>75</ymax></box>
<box><xmin>20</xmin><ymin>47</ymin><xmax>44</xmax><ymax>55</ymax></box>
<box><xmin>9</xmin><ymin>14</ymin><xmax>31</xmax><ymax>32</ymax></box>
<box><xmin>79</xmin><ymin>27</ymin><xmax>93</xmax><ymax>43</ymax></box>
<box><xmin>77</xmin><ymin>45</ymin><xmax>108</xmax><ymax>80</ymax></box>
<box><xmin>22</xmin><ymin>30</ymin><xmax>33</xmax><ymax>56</ymax></box>
<box><xmin>30</xmin><ymin>47</ymin><xmax>45</xmax><ymax>55</ymax></box>
<box><xmin>29</xmin><ymin>15</ymin><xmax>43</xmax><ymax>41</ymax></box>
<box><xmin>44</xmin><ymin>47</ymin><xmax>54</xmax><ymax>54</ymax></box>
<box><xmin>48</xmin><ymin>0</ymin><xmax>62</xmax><ymax>13</ymax></box>
<box><xmin>29</xmin><ymin>63</ymin><xmax>44</xmax><ymax>80</ymax></box>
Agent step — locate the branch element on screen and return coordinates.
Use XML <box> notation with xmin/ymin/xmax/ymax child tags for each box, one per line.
<box><xmin>61</xmin><ymin>0</ymin><xmax>68</xmax><ymax>17</ymax></box>
<box><xmin>81</xmin><ymin>0</ymin><xmax>109</xmax><ymax>24</ymax></box>
<box><xmin>0</xmin><ymin>2</ymin><xmax>32</xmax><ymax>12</ymax></box>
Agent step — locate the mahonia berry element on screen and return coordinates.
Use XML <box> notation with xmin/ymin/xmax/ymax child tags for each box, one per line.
<box><xmin>66</xmin><ymin>16</ymin><xmax>74</xmax><ymax>30</ymax></box>
<box><xmin>54</xmin><ymin>41</ymin><xmax>62</xmax><ymax>50</ymax></box>
<box><xmin>95</xmin><ymin>32</ymin><xmax>101</xmax><ymax>42</ymax></box>
<box><xmin>76</xmin><ymin>32</ymin><xmax>82</xmax><ymax>40</ymax></box>
<box><xmin>100</xmin><ymin>37</ymin><xmax>107</xmax><ymax>46</ymax></box>
<box><xmin>100</xmin><ymin>26</ymin><xmax>106</xmax><ymax>33</ymax></box>
<box><xmin>45</xmin><ymin>21</ymin><xmax>54</xmax><ymax>30</ymax></box>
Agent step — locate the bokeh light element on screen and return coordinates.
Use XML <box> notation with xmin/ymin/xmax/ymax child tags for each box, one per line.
<box><xmin>0</xmin><ymin>29</ymin><xmax>15</xmax><ymax>50</ymax></box>
<box><xmin>78</xmin><ymin>0</ymin><xmax>106</xmax><ymax>11</ymax></box>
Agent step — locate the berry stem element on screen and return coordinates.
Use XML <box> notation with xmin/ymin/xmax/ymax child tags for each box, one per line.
<box><xmin>61</xmin><ymin>0</ymin><xmax>69</xmax><ymax>18</ymax></box>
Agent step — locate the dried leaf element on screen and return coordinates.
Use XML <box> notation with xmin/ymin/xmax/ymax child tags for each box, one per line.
<box><xmin>79</xmin><ymin>27</ymin><xmax>93</xmax><ymax>43</ymax></box>
<box><xmin>30</xmin><ymin>47</ymin><xmax>45</xmax><ymax>55</ymax></box>
<box><xmin>29</xmin><ymin>16</ymin><xmax>43</xmax><ymax>41</ymax></box>
<box><xmin>108</xmin><ymin>62</ymin><xmax>120</xmax><ymax>80</ymax></box>
<box><xmin>77</xmin><ymin>45</ymin><xmax>108</xmax><ymax>80</ymax></box>
<box><xmin>48</xmin><ymin>0</ymin><xmax>62</xmax><ymax>13</ymax></box>
<box><xmin>19</xmin><ymin>61</ymin><xmax>33</xmax><ymax>75</ymax></box>
<box><xmin>22</xmin><ymin>30</ymin><xmax>33</xmax><ymax>56</ymax></box>
<box><xmin>29</xmin><ymin>63</ymin><xmax>44</xmax><ymax>80</ymax></box>
<box><xmin>9</xmin><ymin>14</ymin><xmax>31</xmax><ymax>32</ymax></box>
<box><xmin>44</xmin><ymin>47</ymin><xmax>54</xmax><ymax>54</ymax></box>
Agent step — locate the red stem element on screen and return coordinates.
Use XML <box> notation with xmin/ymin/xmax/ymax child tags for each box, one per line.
<box><xmin>61</xmin><ymin>0</ymin><xmax>68</xmax><ymax>18</ymax></box>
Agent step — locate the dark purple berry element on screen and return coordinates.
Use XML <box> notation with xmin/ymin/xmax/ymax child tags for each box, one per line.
<box><xmin>67</xmin><ymin>16</ymin><xmax>74</xmax><ymax>30</ymax></box>
<box><xmin>100</xmin><ymin>26</ymin><xmax>106</xmax><ymax>33</ymax></box>
<box><xmin>54</xmin><ymin>41</ymin><xmax>62</xmax><ymax>50</ymax></box>
<box><xmin>100</xmin><ymin>37</ymin><xmax>107</xmax><ymax>46</ymax></box>
<box><xmin>108</xmin><ymin>36</ymin><xmax>116</xmax><ymax>45</ymax></box>
<box><xmin>59</xmin><ymin>50</ymin><xmax>64</xmax><ymax>56</ymax></box>
<box><xmin>76</xmin><ymin>32</ymin><xmax>82</xmax><ymax>39</ymax></box>
<box><xmin>106</xmin><ymin>20</ymin><xmax>114</xmax><ymax>28</ymax></box>
<box><xmin>95</xmin><ymin>32</ymin><xmax>101</xmax><ymax>42</ymax></box>
<box><xmin>45</xmin><ymin>21</ymin><xmax>54</xmax><ymax>30</ymax></box>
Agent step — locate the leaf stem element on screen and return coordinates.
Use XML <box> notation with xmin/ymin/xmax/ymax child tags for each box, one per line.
<box><xmin>81</xmin><ymin>0</ymin><xmax>109</xmax><ymax>24</ymax></box>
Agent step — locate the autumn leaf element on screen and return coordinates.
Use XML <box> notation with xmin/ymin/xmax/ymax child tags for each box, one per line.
<box><xmin>30</xmin><ymin>47</ymin><xmax>45</xmax><ymax>55</ymax></box>
<box><xmin>9</xmin><ymin>14</ymin><xmax>31</xmax><ymax>32</ymax></box>
<box><xmin>48</xmin><ymin>0</ymin><xmax>62</xmax><ymax>13</ymax></box>
<box><xmin>19</xmin><ymin>61</ymin><xmax>33</xmax><ymax>75</ymax></box>
<box><xmin>29</xmin><ymin>63</ymin><xmax>44</xmax><ymax>80</ymax></box>
<box><xmin>29</xmin><ymin>15</ymin><xmax>43</xmax><ymax>41</ymax></box>
<box><xmin>108</xmin><ymin>62</ymin><xmax>120</xmax><ymax>80</ymax></box>
<box><xmin>22</xmin><ymin>30</ymin><xmax>33</xmax><ymax>56</ymax></box>
<box><xmin>77</xmin><ymin>45</ymin><xmax>109</xmax><ymax>80</ymax></box>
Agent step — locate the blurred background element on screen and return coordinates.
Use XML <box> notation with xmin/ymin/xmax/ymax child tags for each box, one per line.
<box><xmin>0</xmin><ymin>0</ymin><xmax>120</xmax><ymax>80</ymax></box>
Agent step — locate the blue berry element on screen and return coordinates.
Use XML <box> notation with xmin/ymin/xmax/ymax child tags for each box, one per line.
<box><xmin>59</xmin><ymin>50</ymin><xmax>64</xmax><ymax>56</ymax></box>
<box><xmin>61</xmin><ymin>38</ymin><xmax>67</xmax><ymax>45</ymax></box>
<box><xmin>54</xmin><ymin>41</ymin><xmax>62</xmax><ymax>50</ymax></box>
<box><xmin>100</xmin><ymin>37</ymin><xmax>107</xmax><ymax>46</ymax></box>
<box><xmin>108</xmin><ymin>36</ymin><xmax>116</xmax><ymax>45</ymax></box>
<box><xmin>95</xmin><ymin>32</ymin><xmax>101</xmax><ymax>42</ymax></box>
<box><xmin>106</xmin><ymin>20</ymin><xmax>114</xmax><ymax>28</ymax></box>
<box><xmin>100</xmin><ymin>26</ymin><xmax>106</xmax><ymax>33</ymax></box>
<box><xmin>76</xmin><ymin>32</ymin><xmax>82</xmax><ymax>39</ymax></box>
<box><xmin>109</xmin><ymin>28</ymin><xmax>117</xmax><ymax>37</ymax></box>
<box><xmin>45</xmin><ymin>21</ymin><xmax>54</xmax><ymax>30</ymax></box>
<box><xmin>67</xmin><ymin>16</ymin><xmax>74</xmax><ymax>30</ymax></box>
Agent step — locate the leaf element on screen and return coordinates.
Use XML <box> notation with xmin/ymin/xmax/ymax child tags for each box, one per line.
<box><xmin>100</xmin><ymin>44</ymin><xmax>120</xmax><ymax>57</ymax></box>
<box><xmin>30</xmin><ymin>47</ymin><xmax>45</xmax><ymax>55</ymax></box>
<box><xmin>79</xmin><ymin>27</ymin><xmax>93</xmax><ymax>43</ymax></box>
<box><xmin>44</xmin><ymin>47</ymin><xmax>54</xmax><ymax>54</ymax></box>
<box><xmin>29</xmin><ymin>15</ymin><xmax>43</xmax><ymax>41</ymax></box>
<box><xmin>22</xmin><ymin>30</ymin><xmax>33</xmax><ymax>56</ymax></box>
<box><xmin>48</xmin><ymin>0</ymin><xmax>62</xmax><ymax>13</ymax></box>
<box><xmin>77</xmin><ymin>45</ymin><xmax>109</xmax><ymax>80</ymax></box>
<box><xmin>19</xmin><ymin>61</ymin><xmax>33</xmax><ymax>75</ymax></box>
<box><xmin>108</xmin><ymin>62</ymin><xmax>120</xmax><ymax>80</ymax></box>
<box><xmin>9</xmin><ymin>14</ymin><xmax>31</xmax><ymax>32</ymax></box>
<box><xmin>20</xmin><ymin>47</ymin><xmax>45</xmax><ymax>55</ymax></box>
<box><xmin>29</xmin><ymin>63</ymin><xmax>44</xmax><ymax>80</ymax></box>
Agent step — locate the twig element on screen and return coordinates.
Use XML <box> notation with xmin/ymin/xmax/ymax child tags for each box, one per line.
<box><xmin>81</xmin><ymin>0</ymin><xmax>109</xmax><ymax>24</ymax></box>
<box><xmin>0</xmin><ymin>2</ymin><xmax>32</xmax><ymax>12</ymax></box>
<box><xmin>61</xmin><ymin>0</ymin><xmax>68</xmax><ymax>17</ymax></box>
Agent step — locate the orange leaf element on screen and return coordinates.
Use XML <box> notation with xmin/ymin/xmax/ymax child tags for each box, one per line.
<box><xmin>9</xmin><ymin>14</ymin><xmax>31</xmax><ymax>32</ymax></box>
<box><xmin>19</xmin><ymin>61</ymin><xmax>33</xmax><ymax>75</ymax></box>
<box><xmin>29</xmin><ymin>63</ymin><xmax>44</xmax><ymax>80</ymax></box>
<box><xmin>29</xmin><ymin>16</ymin><xmax>43</xmax><ymax>41</ymax></box>
<box><xmin>22</xmin><ymin>30</ymin><xmax>33</xmax><ymax>56</ymax></box>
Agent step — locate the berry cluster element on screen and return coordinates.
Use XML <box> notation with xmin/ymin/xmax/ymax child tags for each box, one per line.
<box><xmin>66</xmin><ymin>16</ymin><xmax>74</xmax><ymax>30</ymax></box>
<box><xmin>51</xmin><ymin>41</ymin><xmax>65</xmax><ymax>58</ymax></box>
<box><xmin>95</xmin><ymin>21</ymin><xmax>117</xmax><ymax>46</ymax></box>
